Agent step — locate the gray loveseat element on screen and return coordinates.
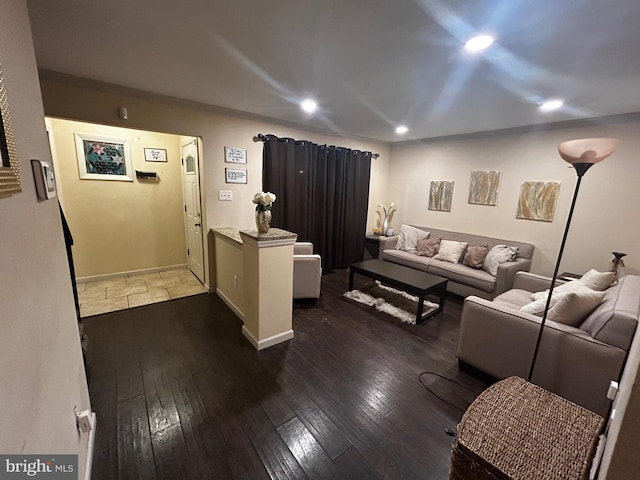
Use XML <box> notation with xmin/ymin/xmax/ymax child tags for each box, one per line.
<box><xmin>457</xmin><ymin>272</ymin><xmax>640</xmax><ymax>416</ymax></box>
<box><xmin>379</xmin><ymin>226</ymin><xmax>534</xmax><ymax>299</ymax></box>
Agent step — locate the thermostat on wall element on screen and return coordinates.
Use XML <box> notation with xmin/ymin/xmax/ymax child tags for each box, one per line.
<box><xmin>31</xmin><ymin>159</ymin><xmax>57</xmax><ymax>200</ymax></box>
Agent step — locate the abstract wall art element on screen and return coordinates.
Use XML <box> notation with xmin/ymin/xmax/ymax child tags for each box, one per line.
<box><xmin>428</xmin><ymin>180</ymin><xmax>454</xmax><ymax>212</ymax></box>
<box><xmin>74</xmin><ymin>133</ymin><xmax>133</xmax><ymax>181</ymax></box>
<box><xmin>516</xmin><ymin>181</ymin><xmax>561</xmax><ymax>222</ymax></box>
<box><xmin>468</xmin><ymin>170</ymin><xmax>501</xmax><ymax>206</ymax></box>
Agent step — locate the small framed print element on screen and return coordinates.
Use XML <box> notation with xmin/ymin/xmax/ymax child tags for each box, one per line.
<box><xmin>144</xmin><ymin>148</ymin><xmax>167</xmax><ymax>162</ymax></box>
<box><xmin>225</xmin><ymin>146</ymin><xmax>247</xmax><ymax>164</ymax></box>
<box><xmin>225</xmin><ymin>168</ymin><xmax>247</xmax><ymax>184</ymax></box>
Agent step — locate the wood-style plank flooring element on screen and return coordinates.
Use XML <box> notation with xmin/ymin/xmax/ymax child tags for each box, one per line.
<box><xmin>82</xmin><ymin>269</ymin><xmax>489</xmax><ymax>479</ymax></box>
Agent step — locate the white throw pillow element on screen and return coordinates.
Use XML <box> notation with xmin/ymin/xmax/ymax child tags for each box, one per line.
<box><xmin>547</xmin><ymin>290</ymin><xmax>606</xmax><ymax>326</ymax></box>
<box><xmin>520</xmin><ymin>292</ymin><xmax>563</xmax><ymax>315</ymax></box>
<box><xmin>483</xmin><ymin>245</ymin><xmax>519</xmax><ymax>276</ymax></box>
<box><xmin>530</xmin><ymin>280</ymin><xmax>595</xmax><ymax>301</ymax></box>
<box><xmin>580</xmin><ymin>269</ymin><xmax>615</xmax><ymax>291</ymax></box>
<box><xmin>433</xmin><ymin>240</ymin><xmax>468</xmax><ymax>264</ymax></box>
<box><xmin>397</xmin><ymin>225</ymin><xmax>429</xmax><ymax>254</ymax></box>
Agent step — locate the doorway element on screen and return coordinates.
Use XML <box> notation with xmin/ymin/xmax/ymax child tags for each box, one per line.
<box><xmin>46</xmin><ymin>118</ymin><xmax>207</xmax><ymax>317</ymax></box>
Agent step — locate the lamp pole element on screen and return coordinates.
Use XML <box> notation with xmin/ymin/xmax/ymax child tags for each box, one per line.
<box><xmin>527</xmin><ymin>163</ymin><xmax>593</xmax><ymax>382</ymax></box>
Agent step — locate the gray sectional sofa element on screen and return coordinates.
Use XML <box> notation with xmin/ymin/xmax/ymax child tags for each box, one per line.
<box><xmin>457</xmin><ymin>272</ymin><xmax>640</xmax><ymax>416</ymax></box>
<box><xmin>379</xmin><ymin>226</ymin><xmax>535</xmax><ymax>299</ymax></box>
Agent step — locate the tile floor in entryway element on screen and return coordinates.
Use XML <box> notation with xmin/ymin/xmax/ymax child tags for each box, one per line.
<box><xmin>77</xmin><ymin>268</ymin><xmax>206</xmax><ymax>318</ymax></box>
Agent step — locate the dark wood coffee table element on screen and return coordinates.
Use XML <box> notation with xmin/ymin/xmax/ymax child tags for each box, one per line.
<box><xmin>348</xmin><ymin>259</ymin><xmax>448</xmax><ymax>323</ymax></box>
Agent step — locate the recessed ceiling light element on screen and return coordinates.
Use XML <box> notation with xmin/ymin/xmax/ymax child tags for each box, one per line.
<box><xmin>395</xmin><ymin>125</ymin><xmax>408</xmax><ymax>135</ymax></box>
<box><xmin>300</xmin><ymin>99</ymin><xmax>317</xmax><ymax>114</ymax></box>
<box><xmin>539</xmin><ymin>99</ymin><xmax>564</xmax><ymax>112</ymax></box>
<box><xmin>464</xmin><ymin>34</ymin><xmax>494</xmax><ymax>52</ymax></box>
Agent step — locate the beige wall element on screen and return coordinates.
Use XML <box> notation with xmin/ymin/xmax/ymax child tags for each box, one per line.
<box><xmin>47</xmin><ymin>118</ymin><xmax>186</xmax><ymax>278</ymax></box>
<box><xmin>388</xmin><ymin>119</ymin><xmax>640</xmax><ymax>276</ymax></box>
<box><xmin>39</xmin><ymin>74</ymin><xmax>391</xmax><ymax>239</ymax></box>
<box><xmin>0</xmin><ymin>0</ymin><xmax>91</xmax><ymax>476</ymax></box>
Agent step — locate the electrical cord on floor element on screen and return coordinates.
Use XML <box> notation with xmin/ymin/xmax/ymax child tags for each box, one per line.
<box><xmin>418</xmin><ymin>371</ymin><xmax>480</xmax><ymax>437</ymax></box>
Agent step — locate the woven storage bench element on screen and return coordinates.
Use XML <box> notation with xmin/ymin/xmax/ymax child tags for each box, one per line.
<box><xmin>451</xmin><ymin>376</ymin><xmax>604</xmax><ymax>480</ymax></box>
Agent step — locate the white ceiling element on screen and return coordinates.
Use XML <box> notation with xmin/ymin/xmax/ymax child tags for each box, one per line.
<box><xmin>27</xmin><ymin>0</ymin><xmax>640</xmax><ymax>143</ymax></box>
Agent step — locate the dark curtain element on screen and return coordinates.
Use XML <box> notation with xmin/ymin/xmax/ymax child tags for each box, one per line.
<box><xmin>262</xmin><ymin>135</ymin><xmax>372</xmax><ymax>272</ymax></box>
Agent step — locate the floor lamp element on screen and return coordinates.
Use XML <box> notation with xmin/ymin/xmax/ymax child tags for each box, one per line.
<box><xmin>527</xmin><ymin>137</ymin><xmax>619</xmax><ymax>382</ymax></box>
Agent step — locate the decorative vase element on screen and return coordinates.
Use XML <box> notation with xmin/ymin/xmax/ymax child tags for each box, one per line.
<box><xmin>255</xmin><ymin>209</ymin><xmax>272</xmax><ymax>234</ymax></box>
<box><xmin>382</xmin><ymin>217</ymin><xmax>389</xmax><ymax>236</ymax></box>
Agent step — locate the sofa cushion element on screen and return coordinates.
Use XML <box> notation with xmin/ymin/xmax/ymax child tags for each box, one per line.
<box><xmin>463</xmin><ymin>244</ymin><xmax>489</xmax><ymax>269</ymax></box>
<box><xmin>381</xmin><ymin>249</ymin><xmax>432</xmax><ymax>272</ymax></box>
<box><xmin>433</xmin><ymin>240</ymin><xmax>468</xmax><ymax>263</ymax></box>
<box><xmin>580</xmin><ymin>269</ymin><xmax>615</xmax><ymax>291</ymax></box>
<box><xmin>395</xmin><ymin>224</ymin><xmax>430</xmax><ymax>254</ymax></box>
<box><xmin>580</xmin><ymin>275</ymin><xmax>640</xmax><ymax>351</ymax></box>
<box><xmin>428</xmin><ymin>261</ymin><xmax>496</xmax><ymax>292</ymax></box>
<box><xmin>417</xmin><ymin>237</ymin><xmax>440</xmax><ymax>257</ymax></box>
<box><xmin>547</xmin><ymin>291</ymin><xmax>606</xmax><ymax>326</ymax></box>
<box><xmin>493</xmin><ymin>289</ymin><xmax>534</xmax><ymax>309</ymax></box>
<box><xmin>483</xmin><ymin>245</ymin><xmax>519</xmax><ymax>276</ymax></box>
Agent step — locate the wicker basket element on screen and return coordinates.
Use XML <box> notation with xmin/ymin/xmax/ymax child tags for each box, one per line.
<box><xmin>450</xmin><ymin>376</ymin><xmax>604</xmax><ymax>480</ymax></box>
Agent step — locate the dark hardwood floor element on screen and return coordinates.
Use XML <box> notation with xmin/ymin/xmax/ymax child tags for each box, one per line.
<box><xmin>82</xmin><ymin>269</ymin><xmax>489</xmax><ymax>480</ymax></box>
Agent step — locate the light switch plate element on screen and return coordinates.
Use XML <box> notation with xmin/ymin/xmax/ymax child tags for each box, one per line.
<box><xmin>218</xmin><ymin>190</ymin><xmax>233</xmax><ymax>201</ymax></box>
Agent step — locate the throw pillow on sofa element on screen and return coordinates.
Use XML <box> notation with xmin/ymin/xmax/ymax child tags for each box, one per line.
<box><xmin>395</xmin><ymin>225</ymin><xmax>429</xmax><ymax>254</ymax></box>
<box><xmin>417</xmin><ymin>237</ymin><xmax>441</xmax><ymax>257</ymax></box>
<box><xmin>433</xmin><ymin>240</ymin><xmax>468</xmax><ymax>264</ymax></box>
<box><xmin>547</xmin><ymin>290</ymin><xmax>606</xmax><ymax>326</ymax></box>
<box><xmin>580</xmin><ymin>269</ymin><xmax>615</xmax><ymax>291</ymax></box>
<box><xmin>530</xmin><ymin>279</ymin><xmax>595</xmax><ymax>302</ymax></box>
<box><xmin>483</xmin><ymin>245</ymin><xmax>519</xmax><ymax>276</ymax></box>
<box><xmin>462</xmin><ymin>244</ymin><xmax>489</xmax><ymax>269</ymax></box>
<box><xmin>520</xmin><ymin>292</ymin><xmax>563</xmax><ymax>315</ymax></box>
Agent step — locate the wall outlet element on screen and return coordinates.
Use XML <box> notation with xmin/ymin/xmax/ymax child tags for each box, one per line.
<box><xmin>218</xmin><ymin>190</ymin><xmax>233</xmax><ymax>201</ymax></box>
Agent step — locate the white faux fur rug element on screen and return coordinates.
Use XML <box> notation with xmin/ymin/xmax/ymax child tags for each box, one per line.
<box><xmin>343</xmin><ymin>281</ymin><xmax>439</xmax><ymax>324</ymax></box>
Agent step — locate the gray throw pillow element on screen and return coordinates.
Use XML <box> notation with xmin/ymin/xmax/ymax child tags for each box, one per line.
<box><xmin>462</xmin><ymin>244</ymin><xmax>489</xmax><ymax>269</ymax></box>
<box><xmin>417</xmin><ymin>237</ymin><xmax>441</xmax><ymax>257</ymax></box>
<box><xmin>483</xmin><ymin>245</ymin><xmax>519</xmax><ymax>276</ymax></box>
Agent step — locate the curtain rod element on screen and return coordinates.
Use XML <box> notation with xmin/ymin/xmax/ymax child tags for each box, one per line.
<box><xmin>253</xmin><ymin>133</ymin><xmax>380</xmax><ymax>158</ymax></box>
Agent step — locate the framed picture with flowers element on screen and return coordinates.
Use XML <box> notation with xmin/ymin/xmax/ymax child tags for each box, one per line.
<box><xmin>74</xmin><ymin>133</ymin><xmax>133</xmax><ymax>181</ymax></box>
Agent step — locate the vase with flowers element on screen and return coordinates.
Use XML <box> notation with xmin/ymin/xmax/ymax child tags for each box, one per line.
<box><xmin>377</xmin><ymin>203</ymin><xmax>396</xmax><ymax>236</ymax></box>
<box><xmin>253</xmin><ymin>191</ymin><xmax>276</xmax><ymax>234</ymax></box>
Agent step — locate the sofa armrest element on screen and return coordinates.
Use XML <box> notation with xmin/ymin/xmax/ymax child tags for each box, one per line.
<box><xmin>457</xmin><ymin>295</ymin><xmax>627</xmax><ymax>416</ymax></box>
<box><xmin>494</xmin><ymin>258</ymin><xmax>532</xmax><ymax>295</ymax></box>
<box><xmin>293</xmin><ymin>255</ymin><xmax>322</xmax><ymax>299</ymax></box>
<box><xmin>379</xmin><ymin>235</ymin><xmax>398</xmax><ymax>256</ymax></box>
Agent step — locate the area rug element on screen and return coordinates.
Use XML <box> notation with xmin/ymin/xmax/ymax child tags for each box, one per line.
<box><xmin>343</xmin><ymin>281</ymin><xmax>439</xmax><ymax>324</ymax></box>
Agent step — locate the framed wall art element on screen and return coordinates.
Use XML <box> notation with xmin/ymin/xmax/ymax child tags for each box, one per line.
<box><xmin>144</xmin><ymin>148</ymin><xmax>167</xmax><ymax>162</ymax></box>
<box><xmin>516</xmin><ymin>181</ymin><xmax>561</xmax><ymax>222</ymax></box>
<box><xmin>74</xmin><ymin>133</ymin><xmax>133</xmax><ymax>181</ymax></box>
<box><xmin>225</xmin><ymin>146</ymin><xmax>247</xmax><ymax>164</ymax></box>
<box><xmin>225</xmin><ymin>168</ymin><xmax>247</xmax><ymax>184</ymax></box>
<box><xmin>428</xmin><ymin>180</ymin><xmax>454</xmax><ymax>212</ymax></box>
<box><xmin>0</xmin><ymin>63</ymin><xmax>21</xmax><ymax>198</ymax></box>
<box><xmin>468</xmin><ymin>170</ymin><xmax>501</xmax><ymax>206</ymax></box>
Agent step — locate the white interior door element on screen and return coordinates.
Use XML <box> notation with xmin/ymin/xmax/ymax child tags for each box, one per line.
<box><xmin>182</xmin><ymin>139</ymin><xmax>205</xmax><ymax>283</ymax></box>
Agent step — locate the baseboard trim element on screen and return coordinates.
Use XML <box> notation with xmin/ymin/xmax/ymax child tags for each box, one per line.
<box><xmin>215</xmin><ymin>288</ymin><xmax>245</xmax><ymax>321</ymax></box>
<box><xmin>84</xmin><ymin>412</ymin><xmax>97</xmax><ymax>480</ymax></box>
<box><xmin>76</xmin><ymin>264</ymin><xmax>188</xmax><ymax>283</ymax></box>
<box><xmin>242</xmin><ymin>326</ymin><xmax>294</xmax><ymax>350</ymax></box>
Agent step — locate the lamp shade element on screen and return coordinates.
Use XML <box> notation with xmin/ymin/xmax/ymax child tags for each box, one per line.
<box><xmin>558</xmin><ymin>138</ymin><xmax>618</xmax><ymax>164</ymax></box>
